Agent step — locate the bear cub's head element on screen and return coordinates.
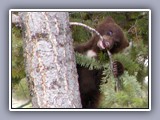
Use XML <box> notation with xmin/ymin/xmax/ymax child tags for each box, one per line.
<box><xmin>96</xmin><ymin>17</ymin><xmax>129</xmax><ymax>54</ymax></box>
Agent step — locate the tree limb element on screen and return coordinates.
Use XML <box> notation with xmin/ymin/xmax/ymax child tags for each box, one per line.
<box><xmin>70</xmin><ymin>22</ymin><xmax>104</xmax><ymax>41</ymax></box>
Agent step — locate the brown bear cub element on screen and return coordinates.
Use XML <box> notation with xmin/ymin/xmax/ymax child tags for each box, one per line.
<box><xmin>74</xmin><ymin>17</ymin><xmax>129</xmax><ymax>108</ymax></box>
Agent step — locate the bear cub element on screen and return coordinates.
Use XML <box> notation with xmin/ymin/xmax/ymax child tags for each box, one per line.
<box><xmin>74</xmin><ymin>17</ymin><xmax>129</xmax><ymax>108</ymax></box>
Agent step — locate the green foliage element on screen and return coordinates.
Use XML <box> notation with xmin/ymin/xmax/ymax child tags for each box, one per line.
<box><xmin>75</xmin><ymin>52</ymin><xmax>104</xmax><ymax>70</ymax></box>
<box><xmin>12</xmin><ymin>26</ymin><xmax>25</xmax><ymax>86</ymax></box>
<box><xmin>71</xmin><ymin>26</ymin><xmax>91</xmax><ymax>43</ymax></box>
<box><xmin>75</xmin><ymin>48</ymin><xmax>148</xmax><ymax>108</ymax></box>
<box><xmin>12</xmin><ymin>78</ymin><xmax>30</xmax><ymax>100</ymax></box>
<box><xmin>114</xmin><ymin>40</ymin><xmax>148</xmax><ymax>83</ymax></box>
<box><xmin>114</xmin><ymin>53</ymin><xmax>140</xmax><ymax>75</ymax></box>
<box><xmin>100</xmin><ymin>72</ymin><xmax>148</xmax><ymax>108</ymax></box>
<box><xmin>75</xmin><ymin>50</ymin><xmax>110</xmax><ymax>71</ymax></box>
<box><xmin>130</xmin><ymin>40</ymin><xmax>148</xmax><ymax>59</ymax></box>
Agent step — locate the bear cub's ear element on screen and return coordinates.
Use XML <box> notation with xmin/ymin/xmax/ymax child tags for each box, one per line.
<box><xmin>105</xmin><ymin>16</ymin><xmax>115</xmax><ymax>23</ymax></box>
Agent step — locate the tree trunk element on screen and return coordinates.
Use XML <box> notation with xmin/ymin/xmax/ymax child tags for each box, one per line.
<box><xmin>19</xmin><ymin>12</ymin><xmax>82</xmax><ymax>108</ymax></box>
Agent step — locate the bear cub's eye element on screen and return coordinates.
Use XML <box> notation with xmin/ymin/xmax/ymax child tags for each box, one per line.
<box><xmin>107</xmin><ymin>30</ymin><xmax>113</xmax><ymax>36</ymax></box>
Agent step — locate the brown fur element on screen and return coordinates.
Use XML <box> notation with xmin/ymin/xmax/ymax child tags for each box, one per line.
<box><xmin>75</xmin><ymin>17</ymin><xmax>129</xmax><ymax>108</ymax></box>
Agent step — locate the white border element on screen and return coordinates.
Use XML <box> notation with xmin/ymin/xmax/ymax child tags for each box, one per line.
<box><xmin>9</xmin><ymin>9</ymin><xmax>12</xmax><ymax>111</ymax></box>
<box><xmin>9</xmin><ymin>9</ymin><xmax>151</xmax><ymax>111</ymax></box>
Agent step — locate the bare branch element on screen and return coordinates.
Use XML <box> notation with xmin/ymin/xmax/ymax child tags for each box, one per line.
<box><xmin>70</xmin><ymin>22</ymin><xmax>104</xmax><ymax>41</ymax></box>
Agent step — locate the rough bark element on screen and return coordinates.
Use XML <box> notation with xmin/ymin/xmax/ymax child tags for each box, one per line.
<box><xmin>19</xmin><ymin>12</ymin><xmax>82</xmax><ymax>108</ymax></box>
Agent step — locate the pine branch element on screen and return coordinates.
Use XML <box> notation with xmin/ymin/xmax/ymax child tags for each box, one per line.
<box><xmin>75</xmin><ymin>52</ymin><xmax>103</xmax><ymax>70</ymax></box>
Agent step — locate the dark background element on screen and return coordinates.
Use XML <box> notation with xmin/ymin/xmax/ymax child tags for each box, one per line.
<box><xmin>1</xmin><ymin>0</ymin><xmax>157</xmax><ymax>119</ymax></box>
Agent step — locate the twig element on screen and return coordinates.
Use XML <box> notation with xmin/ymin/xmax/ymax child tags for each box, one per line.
<box><xmin>70</xmin><ymin>22</ymin><xmax>104</xmax><ymax>41</ymax></box>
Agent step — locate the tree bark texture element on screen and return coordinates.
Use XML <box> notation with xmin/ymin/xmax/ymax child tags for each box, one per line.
<box><xmin>19</xmin><ymin>12</ymin><xmax>82</xmax><ymax>108</ymax></box>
